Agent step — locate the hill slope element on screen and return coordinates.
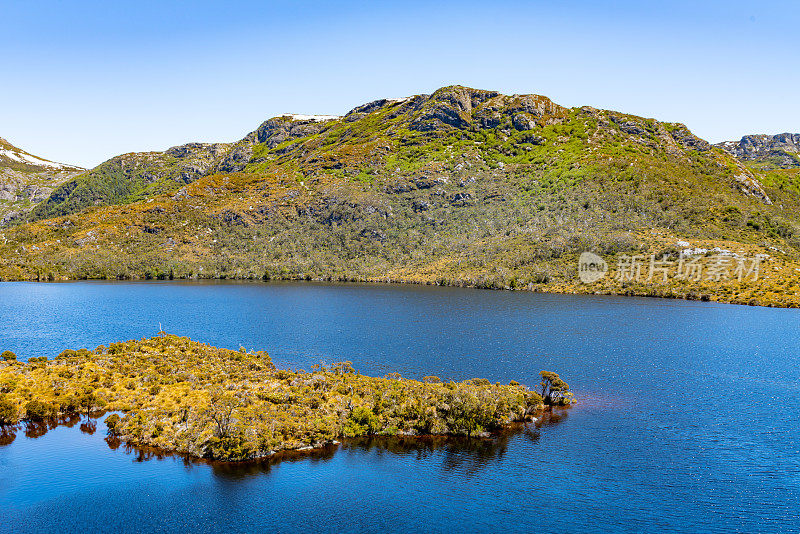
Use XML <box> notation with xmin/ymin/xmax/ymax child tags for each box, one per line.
<box><xmin>28</xmin><ymin>142</ymin><xmax>232</xmax><ymax>221</ymax></box>
<box><xmin>0</xmin><ymin>137</ymin><xmax>84</xmax><ymax>224</ymax></box>
<box><xmin>3</xmin><ymin>86</ymin><xmax>800</xmax><ymax>306</ymax></box>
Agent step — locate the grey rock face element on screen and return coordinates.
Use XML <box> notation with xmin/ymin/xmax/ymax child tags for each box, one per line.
<box><xmin>505</xmin><ymin>94</ymin><xmax>563</xmax><ymax>117</ymax></box>
<box><xmin>254</xmin><ymin>117</ymin><xmax>330</xmax><ymax>148</ymax></box>
<box><xmin>512</xmin><ymin>113</ymin><xmax>537</xmax><ymax>131</ymax></box>
<box><xmin>344</xmin><ymin>99</ymin><xmax>393</xmax><ymax>122</ymax></box>
<box><xmin>716</xmin><ymin>133</ymin><xmax>800</xmax><ymax>168</ymax></box>
<box><xmin>411</xmin><ymin>86</ymin><xmax>501</xmax><ymax>131</ymax></box>
<box><xmin>214</xmin><ymin>141</ymin><xmax>254</xmax><ymax>173</ymax></box>
<box><xmin>412</xmin><ymin>199</ymin><xmax>432</xmax><ymax>212</ymax></box>
<box><xmin>409</xmin><ymin>86</ymin><xmax>566</xmax><ymax>133</ymax></box>
<box><xmin>617</xmin><ymin>120</ymin><xmax>646</xmax><ymax>136</ymax></box>
<box><xmin>669</xmin><ymin>125</ymin><xmax>711</xmax><ymax>151</ymax></box>
<box><xmin>165</xmin><ymin>142</ymin><xmax>229</xmax><ymax>160</ymax></box>
<box><xmin>450</xmin><ymin>192</ymin><xmax>472</xmax><ymax>205</ymax></box>
<box><xmin>0</xmin><ymin>187</ymin><xmax>15</xmax><ymax>201</ymax></box>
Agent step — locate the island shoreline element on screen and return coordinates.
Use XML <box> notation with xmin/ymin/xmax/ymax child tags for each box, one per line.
<box><xmin>0</xmin><ymin>335</ymin><xmax>574</xmax><ymax>462</ymax></box>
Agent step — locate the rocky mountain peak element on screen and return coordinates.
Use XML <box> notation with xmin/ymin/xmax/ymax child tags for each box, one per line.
<box><xmin>410</xmin><ymin>85</ymin><xmax>566</xmax><ymax>132</ymax></box>
<box><xmin>716</xmin><ymin>133</ymin><xmax>800</xmax><ymax>169</ymax></box>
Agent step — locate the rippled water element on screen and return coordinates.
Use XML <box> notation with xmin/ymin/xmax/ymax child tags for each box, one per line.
<box><xmin>1</xmin><ymin>281</ymin><xmax>799</xmax><ymax>532</ymax></box>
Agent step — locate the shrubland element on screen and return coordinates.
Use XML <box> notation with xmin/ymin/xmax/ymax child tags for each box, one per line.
<box><xmin>0</xmin><ymin>334</ymin><xmax>570</xmax><ymax>461</ymax></box>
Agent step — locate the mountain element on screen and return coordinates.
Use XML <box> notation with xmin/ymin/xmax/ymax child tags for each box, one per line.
<box><xmin>716</xmin><ymin>134</ymin><xmax>800</xmax><ymax>169</ymax></box>
<box><xmin>23</xmin><ymin>88</ymin><xmax>773</xmax><ymax>220</ymax></box>
<box><xmin>2</xmin><ymin>85</ymin><xmax>800</xmax><ymax>307</ymax></box>
<box><xmin>715</xmin><ymin>133</ymin><xmax>800</xmax><ymax>219</ymax></box>
<box><xmin>25</xmin><ymin>114</ymin><xmax>362</xmax><ymax>222</ymax></box>
<box><xmin>0</xmin><ymin>137</ymin><xmax>84</xmax><ymax>224</ymax></box>
<box><xmin>29</xmin><ymin>143</ymin><xmax>232</xmax><ymax>221</ymax></box>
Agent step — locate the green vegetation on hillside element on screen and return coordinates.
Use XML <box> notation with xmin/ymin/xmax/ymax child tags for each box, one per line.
<box><xmin>29</xmin><ymin>143</ymin><xmax>230</xmax><ymax>220</ymax></box>
<box><xmin>2</xmin><ymin>86</ymin><xmax>800</xmax><ymax>307</ymax></box>
<box><xmin>0</xmin><ymin>335</ymin><xmax>563</xmax><ymax>461</ymax></box>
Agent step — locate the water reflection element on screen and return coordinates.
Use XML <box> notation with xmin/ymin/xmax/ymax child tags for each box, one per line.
<box><xmin>0</xmin><ymin>414</ymin><xmax>85</xmax><ymax>442</ymax></box>
<box><xmin>523</xmin><ymin>407</ymin><xmax>569</xmax><ymax>445</ymax></box>
<box><xmin>209</xmin><ymin>444</ymin><xmax>340</xmax><ymax>478</ymax></box>
<box><xmin>24</xmin><ymin>422</ymin><xmax>49</xmax><ymax>439</ymax></box>
<box><xmin>79</xmin><ymin>420</ymin><xmax>97</xmax><ymax>435</ymax></box>
<box><xmin>0</xmin><ymin>407</ymin><xmax>570</xmax><ymax>483</ymax></box>
<box><xmin>0</xmin><ymin>427</ymin><xmax>16</xmax><ymax>446</ymax></box>
<box><xmin>195</xmin><ymin>414</ymin><xmax>567</xmax><ymax>479</ymax></box>
<box><xmin>113</xmin><ymin>439</ymin><xmax>342</xmax><ymax>476</ymax></box>
<box><xmin>345</xmin><ymin>433</ymin><xmax>512</xmax><ymax>475</ymax></box>
<box><xmin>61</xmin><ymin>413</ymin><xmax>82</xmax><ymax>428</ymax></box>
<box><xmin>214</xmin><ymin>410</ymin><xmax>570</xmax><ymax>478</ymax></box>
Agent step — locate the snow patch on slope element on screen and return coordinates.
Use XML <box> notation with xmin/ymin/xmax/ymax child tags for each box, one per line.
<box><xmin>0</xmin><ymin>148</ymin><xmax>78</xmax><ymax>169</ymax></box>
<box><xmin>282</xmin><ymin>114</ymin><xmax>341</xmax><ymax>122</ymax></box>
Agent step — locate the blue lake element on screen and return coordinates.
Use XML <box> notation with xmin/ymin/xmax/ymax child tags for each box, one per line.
<box><xmin>1</xmin><ymin>281</ymin><xmax>799</xmax><ymax>532</ymax></box>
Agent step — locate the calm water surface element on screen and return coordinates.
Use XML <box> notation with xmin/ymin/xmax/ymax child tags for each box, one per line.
<box><xmin>0</xmin><ymin>281</ymin><xmax>799</xmax><ymax>532</ymax></box>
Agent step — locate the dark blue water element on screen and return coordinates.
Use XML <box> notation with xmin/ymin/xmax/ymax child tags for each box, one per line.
<box><xmin>1</xmin><ymin>281</ymin><xmax>799</xmax><ymax>532</ymax></box>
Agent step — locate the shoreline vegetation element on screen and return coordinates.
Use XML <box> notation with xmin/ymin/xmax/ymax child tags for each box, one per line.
<box><xmin>0</xmin><ymin>335</ymin><xmax>573</xmax><ymax>462</ymax></box>
<box><xmin>0</xmin><ymin>272</ymin><xmax>795</xmax><ymax>309</ymax></box>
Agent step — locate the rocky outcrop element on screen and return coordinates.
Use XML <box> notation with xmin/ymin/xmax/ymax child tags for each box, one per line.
<box><xmin>731</xmin><ymin>161</ymin><xmax>772</xmax><ymax>204</ymax></box>
<box><xmin>165</xmin><ymin>142</ymin><xmax>229</xmax><ymax>161</ymax></box>
<box><xmin>0</xmin><ymin>138</ymin><xmax>84</xmax><ymax>224</ymax></box>
<box><xmin>716</xmin><ymin>133</ymin><xmax>800</xmax><ymax>168</ymax></box>
<box><xmin>344</xmin><ymin>99</ymin><xmax>394</xmax><ymax>122</ymax></box>
<box><xmin>669</xmin><ymin>124</ymin><xmax>711</xmax><ymax>151</ymax></box>
<box><xmin>214</xmin><ymin>139</ymin><xmax>254</xmax><ymax>173</ymax></box>
<box><xmin>164</xmin><ymin>142</ymin><xmax>232</xmax><ymax>181</ymax></box>
<box><xmin>411</xmin><ymin>86</ymin><xmax>500</xmax><ymax>131</ymax></box>
<box><xmin>409</xmin><ymin>86</ymin><xmax>566</xmax><ymax>132</ymax></box>
<box><xmin>254</xmin><ymin>116</ymin><xmax>333</xmax><ymax>148</ymax></box>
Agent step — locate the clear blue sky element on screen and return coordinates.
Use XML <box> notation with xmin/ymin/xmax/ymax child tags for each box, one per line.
<box><xmin>2</xmin><ymin>0</ymin><xmax>798</xmax><ymax>168</ymax></box>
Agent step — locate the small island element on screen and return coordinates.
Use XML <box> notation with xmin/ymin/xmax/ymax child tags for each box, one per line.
<box><xmin>0</xmin><ymin>335</ymin><xmax>573</xmax><ymax>461</ymax></box>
